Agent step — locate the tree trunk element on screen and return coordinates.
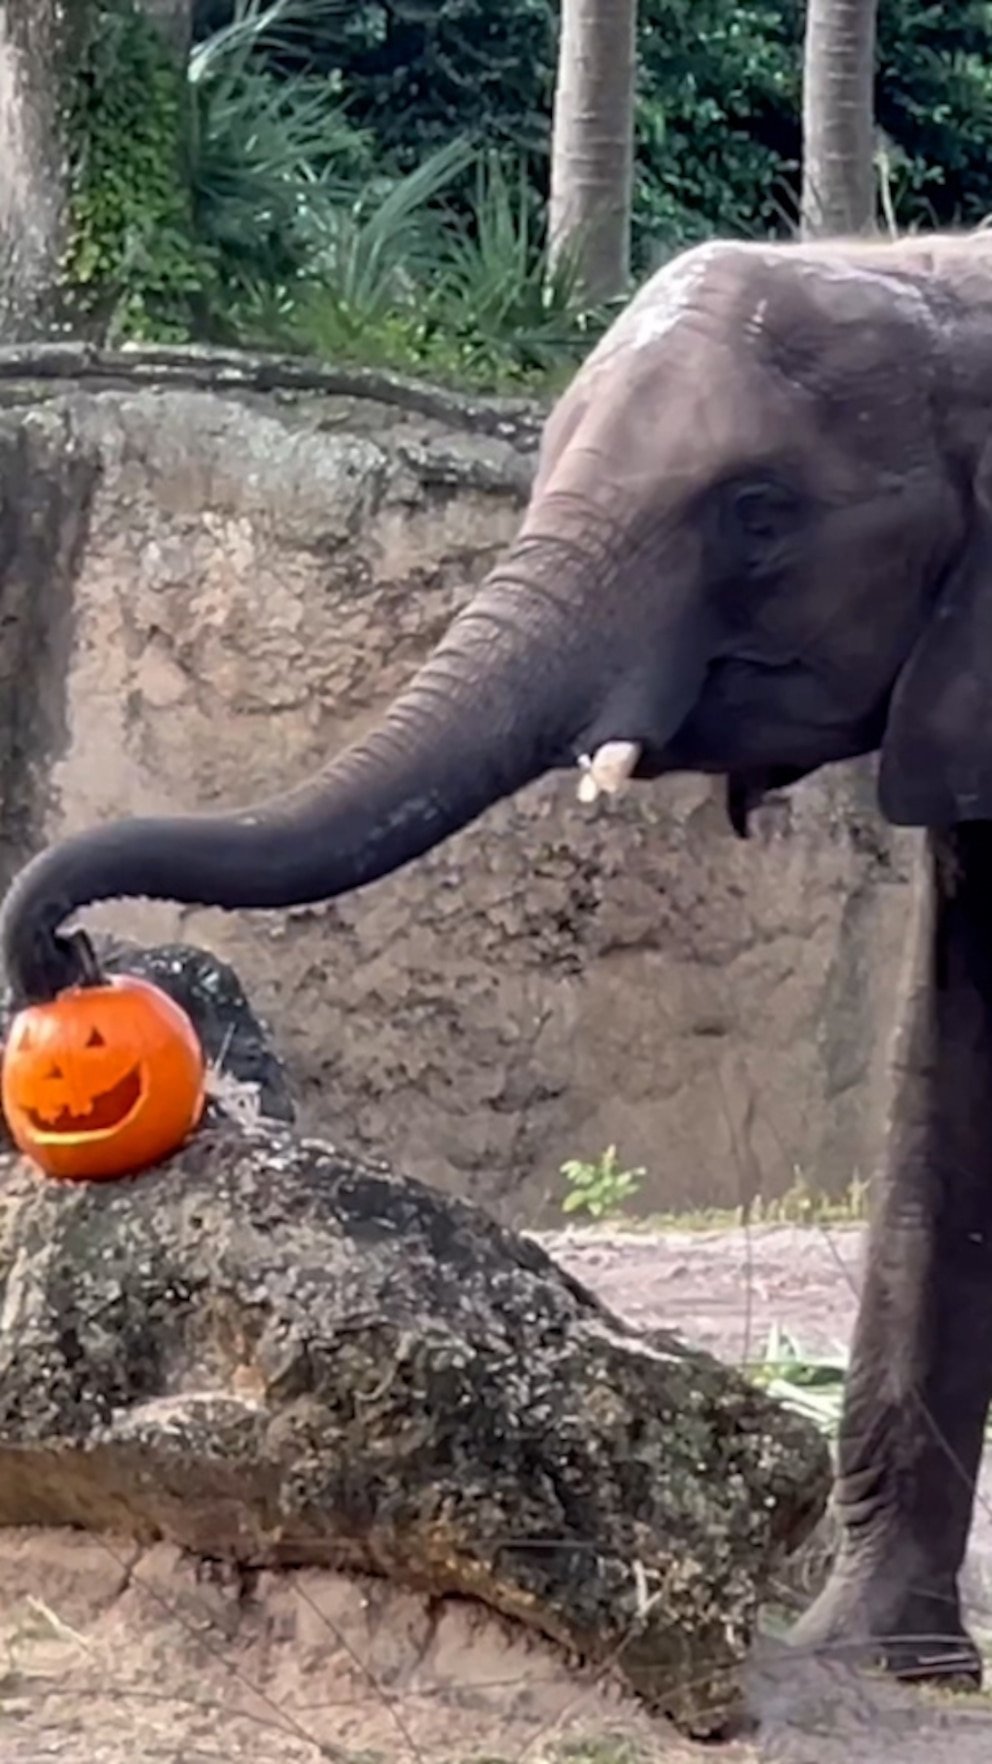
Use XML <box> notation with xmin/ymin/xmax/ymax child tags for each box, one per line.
<box><xmin>801</xmin><ymin>0</ymin><xmax>879</xmax><ymax>238</ymax></box>
<box><xmin>0</xmin><ymin>0</ymin><xmax>72</xmax><ymax>340</ymax></box>
<box><xmin>549</xmin><ymin>0</ymin><xmax>637</xmax><ymax>302</ymax></box>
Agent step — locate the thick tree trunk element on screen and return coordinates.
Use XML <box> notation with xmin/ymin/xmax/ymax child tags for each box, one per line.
<box><xmin>549</xmin><ymin>0</ymin><xmax>637</xmax><ymax>302</ymax></box>
<box><xmin>0</xmin><ymin>0</ymin><xmax>71</xmax><ymax>339</ymax></box>
<box><xmin>801</xmin><ymin>0</ymin><xmax>879</xmax><ymax>237</ymax></box>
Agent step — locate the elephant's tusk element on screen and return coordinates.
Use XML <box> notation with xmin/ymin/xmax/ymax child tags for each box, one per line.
<box><xmin>576</xmin><ymin>740</ymin><xmax>643</xmax><ymax>804</ymax></box>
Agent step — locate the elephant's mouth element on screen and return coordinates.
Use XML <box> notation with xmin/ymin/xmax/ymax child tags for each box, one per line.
<box><xmin>24</xmin><ymin>1066</ymin><xmax>145</xmax><ymax>1137</ymax></box>
<box><xmin>725</xmin><ymin>767</ymin><xmax>812</xmax><ymax>838</ymax></box>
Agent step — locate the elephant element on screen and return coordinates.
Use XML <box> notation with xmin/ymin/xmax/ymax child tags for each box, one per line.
<box><xmin>4</xmin><ymin>227</ymin><xmax>992</xmax><ymax>1685</ymax></box>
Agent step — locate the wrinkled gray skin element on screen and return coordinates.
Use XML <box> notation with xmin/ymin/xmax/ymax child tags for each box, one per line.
<box><xmin>5</xmin><ymin>230</ymin><xmax>992</xmax><ymax>1684</ymax></box>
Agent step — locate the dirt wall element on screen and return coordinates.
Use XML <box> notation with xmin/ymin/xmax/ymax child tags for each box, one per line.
<box><xmin>0</xmin><ymin>359</ymin><xmax>918</xmax><ymax>1223</ymax></box>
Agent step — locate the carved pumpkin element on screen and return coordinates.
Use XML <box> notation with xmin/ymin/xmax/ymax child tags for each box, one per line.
<box><xmin>1</xmin><ymin>976</ymin><xmax>205</xmax><ymax>1180</ymax></box>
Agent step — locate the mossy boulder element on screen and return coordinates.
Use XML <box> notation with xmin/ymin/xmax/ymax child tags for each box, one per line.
<box><xmin>0</xmin><ymin>1004</ymin><xmax>829</xmax><ymax>1736</ymax></box>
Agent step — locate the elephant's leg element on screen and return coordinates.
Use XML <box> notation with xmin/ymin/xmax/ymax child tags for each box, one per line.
<box><xmin>792</xmin><ymin>823</ymin><xmax>992</xmax><ymax>1682</ymax></box>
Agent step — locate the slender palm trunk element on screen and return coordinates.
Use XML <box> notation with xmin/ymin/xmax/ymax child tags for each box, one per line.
<box><xmin>801</xmin><ymin>0</ymin><xmax>879</xmax><ymax>238</ymax></box>
<box><xmin>549</xmin><ymin>0</ymin><xmax>638</xmax><ymax>301</ymax></box>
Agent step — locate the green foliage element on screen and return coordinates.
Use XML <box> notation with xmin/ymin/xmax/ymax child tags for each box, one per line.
<box><xmin>633</xmin><ymin>0</ymin><xmax>800</xmax><ymax>260</ymax></box>
<box><xmin>73</xmin><ymin>0</ymin><xmax>992</xmax><ymax>381</ymax></box>
<box><xmin>231</xmin><ymin>0</ymin><xmax>799</xmax><ymax>262</ymax></box>
<box><xmin>245</xmin><ymin>0</ymin><xmax>558</xmax><ymax>172</ymax></box>
<box><xmin>287</xmin><ymin>140</ymin><xmax>475</xmax><ymax>341</ymax></box>
<box><xmin>220</xmin><ymin>139</ymin><xmax>606</xmax><ymax>391</ymax></box>
<box><xmin>274</xmin><ymin>0</ymin><xmax>992</xmax><ymax>258</ymax></box>
<box><xmin>875</xmin><ymin>0</ymin><xmax>992</xmax><ymax>231</ymax></box>
<box><xmin>188</xmin><ymin>0</ymin><xmax>372</xmax><ymax>278</ymax></box>
<box><xmin>278</xmin><ymin>149</ymin><xmax>609</xmax><ymax>391</ymax></box>
<box><xmin>64</xmin><ymin>0</ymin><xmax>385</xmax><ymax>343</ymax></box>
<box><xmin>66</xmin><ymin>0</ymin><xmax>599</xmax><ymax>386</ymax></box>
<box><xmin>65</xmin><ymin>1</ymin><xmax>217</xmax><ymax>340</ymax></box>
<box><xmin>560</xmin><ymin>1146</ymin><xmax>646</xmax><ymax>1223</ymax></box>
<box><xmin>421</xmin><ymin>153</ymin><xmax>611</xmax><ymax>385</ymax></box>
<box><xmin>747</xmin><ymin>1319</ymin><xmax>992</xmax><ymax>1447</ymax></box>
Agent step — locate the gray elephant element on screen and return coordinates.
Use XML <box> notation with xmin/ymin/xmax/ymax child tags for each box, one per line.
<box><xmin>3</xmin><ymin>229</ymin><xmax>992</xmax><ymax>1684</ymax></box>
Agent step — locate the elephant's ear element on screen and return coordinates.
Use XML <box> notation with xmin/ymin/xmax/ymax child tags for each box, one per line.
<box><xmin>879</xmin><ymin>518</ymin><xmax>992</xmax><ymax>827</ymax></box>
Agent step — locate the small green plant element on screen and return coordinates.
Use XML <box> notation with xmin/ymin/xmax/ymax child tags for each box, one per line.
<box><xmin>746</xmin><ymin>1320</ymin><xmax>992</xmax><ymax>1447</ymax></box>
<box><xmin>750</xmin><ymin>1168</ymin><xmax>871</xmax><ymax>1226</ymax></box>
<box><xmin>560</xmin><ymin>1144</ymin><xmax>645</xmax><ymax>1222</ymax></box>
<box><xmin>745</xmin><ymin>1324</ymin><xmax>848</xmax><ymax>1439</ymax></box>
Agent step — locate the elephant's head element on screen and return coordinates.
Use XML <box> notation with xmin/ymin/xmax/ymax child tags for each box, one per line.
<box><xmin>5</xmin><ymin>232</ymin><xmax>992</xmax><ymax>1002</ymax></box>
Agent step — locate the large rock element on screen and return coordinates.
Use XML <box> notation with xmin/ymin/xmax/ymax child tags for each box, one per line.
<box><xmin>0</xmin><ymin>1123</ymin><xmax>830</xmax><ymax>1736</ymax></box>
<box><xmin>0</xmin><ymin>349</ymin><xmax>917</xmax><ymax>1221</ymax></box>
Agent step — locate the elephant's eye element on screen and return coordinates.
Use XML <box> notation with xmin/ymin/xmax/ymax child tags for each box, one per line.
<box><xmin>730</xmin><ymin>480</ymin><xmax>804</xmax><ymax>543</ymax></box>
<box><xmin>709</xmin><ymin>473</ymin><xmax>808</xmax><ymax>582</ymax></box>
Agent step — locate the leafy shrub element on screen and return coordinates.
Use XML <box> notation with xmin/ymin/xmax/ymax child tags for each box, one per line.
<box><xmin>233</xmin><ymin>145</ymin><xmax>606</xmax><ymax>391</ymax></box>
<box><xmin>188</xmin><ymin>26</ymin><xmax>370</xmax><ymax>282</ymax></box>
<box><xmin>228</xmin><ymin>0</ymin><xmax>558</xmax><ymax>172</ymax></box>
<box><xmin>875</xmin><ymin>0</ymin><xmax>992</xmax><ymax>230</ymax></box>
<box><xmin>410</xmin><ymin>153</ymin><xmax>611</xmax><ymax>388</ymax></box>
<box><xmin>244</xmin><ymin>138</ymin><xmax>473</xmax><ymax>363</ymax></box>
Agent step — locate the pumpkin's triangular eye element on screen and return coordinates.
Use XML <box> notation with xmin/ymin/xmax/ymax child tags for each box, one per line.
<box><xmin>85</xmin><ymin>1028</ymin><xmax>106</xmax><ymax>1048</ymax></box>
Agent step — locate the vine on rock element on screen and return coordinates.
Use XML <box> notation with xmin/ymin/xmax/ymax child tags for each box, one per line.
<box><xmin>63</xmin><ymin>1</ymin><xmax>214</xmax><ymax>341</ymax></box>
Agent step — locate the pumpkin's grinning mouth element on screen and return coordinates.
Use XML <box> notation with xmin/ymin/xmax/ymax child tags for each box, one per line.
<box><xmin>25</xmin><ymin>1067</ymin><xmax>144</xmax><ymax>1136</ymax></box>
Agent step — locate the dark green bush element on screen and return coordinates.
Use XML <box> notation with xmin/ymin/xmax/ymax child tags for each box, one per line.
<box><xmin>218</xmin><ymin>0</ymin><xmax>992</xmax><ymax>255</ymax></box>
<box><xmin>634</xmin><ymin>0</ymin><xmax>801</xmax><ymax>261</ymax></box>
<box><xmin>875</xmin><ymin>0</ymin><xmax>992</xmax><ymax>230</ymax></box>
<box><xmin>71</xmin><ymin>0</ymin><xmax>992</xmax><ymax>381</ymax></box>
<box><xmin>65</xmin><ymin>2</ymin><xmax>218</xmax><ymax>339</ymax></box>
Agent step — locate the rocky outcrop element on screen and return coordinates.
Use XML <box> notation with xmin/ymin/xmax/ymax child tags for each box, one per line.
<box><xmin>0</xmin><ymin>1121</ymin><xmax>829</xmax><ymax>1737</ymax></box>
<box><xmin>0</xmin><ymin>345</ymin><xmax>919</xmax><ymax>1220</ymax></box>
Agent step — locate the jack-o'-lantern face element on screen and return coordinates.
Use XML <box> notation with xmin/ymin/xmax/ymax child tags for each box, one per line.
<box><xmin>2</xmin><ymin>976</ymin><xmax>205</xmax><ymax>1181</ymax></box>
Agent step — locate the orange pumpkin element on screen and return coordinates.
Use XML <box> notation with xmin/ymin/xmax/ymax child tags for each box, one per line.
<box><xmin>1</xmin><ymin>975</ymin><xmax>206</xmax><ymax>1180</ymax></box>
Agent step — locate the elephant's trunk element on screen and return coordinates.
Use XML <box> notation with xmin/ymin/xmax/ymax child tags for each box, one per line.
<box><xmin>0</xmin><ymin>560</ymin><xmax>600</xmax><ymax>1002</ymax></box>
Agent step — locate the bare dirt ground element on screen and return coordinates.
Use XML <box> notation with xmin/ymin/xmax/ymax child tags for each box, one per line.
<box><xmin>3</xmin><ymin>1221</ymin><xmax>992</xmax><ymax>1764</ymax></box>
